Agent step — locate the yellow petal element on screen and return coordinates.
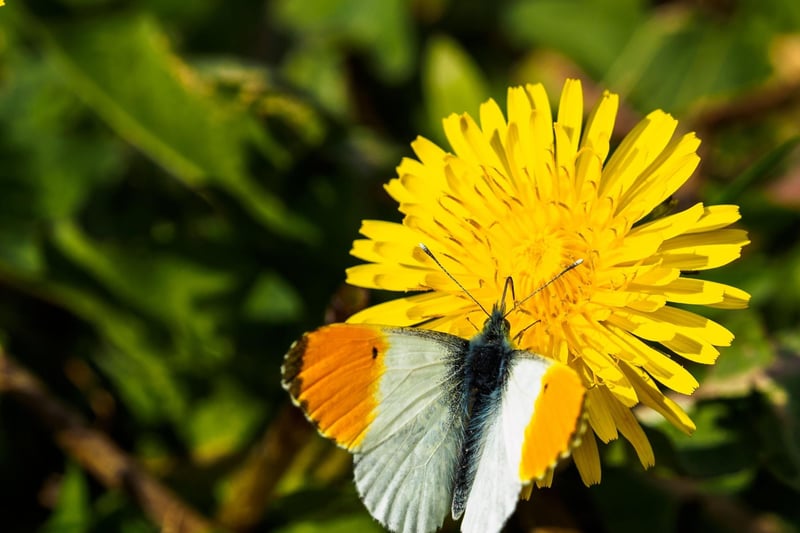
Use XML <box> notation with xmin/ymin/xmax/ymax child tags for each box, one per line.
<box><xmin>590</xmin><ymin>290</ymin><xmax>667</xmax><ymax>312</ymax></box>
<box><xmin>533</xmin><ymin>468</ymin><xmax>555</xmax><ymax>489</ymax></box>
<box><xmin>345</xmin><ymin>294</ymin><xmax>422</xmax><ymax>325</ymax></box>
<box><xmin>556</xmin><ymin>78</ymin><xmax>584</xmax><ymax>154</ymax></box>
<box><xmin>604</xmin><ymin>324</ymin><xmax>699</xmax><ymax>394</ymax></box>
<box><xmin>573</xmin><ymin>431</ymin><xmax>602</xmax><ymax>486</ymax></box>
<box><xmin>659</xmin><ymin>228</ymin><xmax>750</xmax><ymax>253</ymax></box>
<box><xmin>524</xmin><ymin>83</ymin><xmax>553</xmax><ymax>134</ymax></box>
<box><xmin>662</xmin><ymin>334</ymin><xmax>720</xmax><ymax>364</ymax></box>
<box><xmin>479</xmin><ymin>98</ymin><xmax>508</xmax><ymax>143</ymax></box>
<box><xmin>554</xmin><ymin>123</ymin><xmax>577</xmax><ymax>188</ymax></box>
<box><xmin>345</xmin><ymin>263</ymin><xmax>431</xmax><ymax>291</ymax></box>
<box><xmin>619</xmin><ymin>361</ymin><xmax>696</xmax><ymax>434</ymax></box>
<box><xmin>443</xmin><ymin>113</ymin><xmax>496</xmax><ymax>170</ymax></box>
<box><xmin>587</xmin><ymin>386</ymin><xmax>619</xmax><ymax>442</ymax></box>
<box><xmin>580</xmin><ymin>90</ymin><xmax>619</xmax><ymax>164</ymax></box>
<box><xmin>659</xmin><ymin>247</ymin><xmax>747</xmax><ymax>271</ymax></box>
<box><xmin>617</xmin><ymin>133</ymin><xmax>701</xmax><ymax>220</ymax></box>
<box><xmin>684</xmin><ymin>204</ymin><xmax>742</xmax><ymax>233</ymax></box>
<box><xmin>357</xmin><ymin>220</ymin><xmax>419</xmax><ymax>242</ymax></box>
<box><xmin>350</xmin><ymin>240</ymin><xmax>426</xmax><ymax>265</ymax></box>
<box><xmin>708</xmin><ymin>284</ymin><xmax>751</xmax><ymax>309</ymax></box>
<box><xmin>631</xmin><ymin>277</ymin><xmax>725</xmax><ymax>305</ymax></box>
<box><xmin>651</xmin><ymin>306</ymin><xmax>734</xmax><ymax>346</ymax></box>
<box><xmin>600</xmin><ymin>110</ymin><xmax>677</xmax><ymax>199</ymax></box>
<box><xmin>411</xmin><ymin>135</ymin><xmax>448</xmax><ymax>166</ymax></box>
<box><xmin>608</xmin><ymin>397</ymin><xmax>656</xmax><ymax>468</ymax></box>
<box><xmin>592</xmin><ymin>384</ymin><xmax>655</xmax><ymax>468</ymax></box>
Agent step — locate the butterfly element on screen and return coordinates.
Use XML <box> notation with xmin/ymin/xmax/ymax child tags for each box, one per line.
<box><xmin>282</xmin><ymin>247</ymin><xmax>587</xmax><ymax>533</ymax></box>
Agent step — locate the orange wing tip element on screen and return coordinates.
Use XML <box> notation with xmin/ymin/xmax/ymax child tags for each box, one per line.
<box><xmin>281</xmin><ymin>324</ymin><xmax>387</xmax><ymax>450</ymax></box>
<box><xmin>519</xmin><ymin>363</ymin><xmax>587</xmax><ymax>483</ymax></box>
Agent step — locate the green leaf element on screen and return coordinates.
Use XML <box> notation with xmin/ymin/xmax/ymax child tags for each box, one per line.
<box><xmin>0</xmin><ymin>228</ymin><xmax>44</xmax><ymax>277</ymax></box>
<box><xmin>280</xmin><ymin>45</ymin><xmax>351</xmax><ymax>118</ymax></box>
<box><xmin>590</xmin><ymin>468</ymin><xmax>679</xmax><ymax>533</ymax></box>
<box><xmin>93</xmin><ymin>491</ymin><xmax>159</xmax><ymax>533</ymax></box>
<box><xmin>662</xmin><ymin>402</ymin><xmax>755</xmax><ymax>479</ymax></box>
<box><xmin>242</xmin><ymin>272</ymin><xmax>304</xmax><ymax>323</ymax></box>
<box><xmin>51</xmin><ymin>221</ymin><xmax>234</xmax><ymax>361</ymax></box>
<box><xmin>43</xmin><ymin>13</ymin><xmax>316</xmax><ymax>242</ymax></box>
<box><xmin>41</xmin><ymin>281</ymin><xmax>189</xmax><ymax>424</ymax></box>
<box><xmin>0</xmin><ymin>46</ymin><xmax>123</xmax><ymax>277</ymax></box>
<box><xmin>0</xmin><ymin>54</ymin><xmax>124</xmax><ymax>222</ymax></box>
<box><xmin>709</xmin><ymin>136</ymin><xmax>800</xmax><ymax>205</ymax></box>
<box><xmin>504</xmin><ymin>0</ymin><xmax>775</xmax><ymax>112</ymax></box>
<box><xmin>182</xmin><ymin>380</ymin><xmax>266</xmax><ymax>464</ymax></box>
<box><xmin>624</xmin><ymin>18</ymin><xmax>772</xmax><ymax>112</ymax></box>
<box><xmin>41</xmin><ymin>463</ymin><xmax>91</xmax><ymax>533</ymax></box>
<box><xmin>274</xmin><ymin>0</ymin><xmax>415</xmax><ymax>82</ymax></box>
<box><xmin>272</xmin><ymin>490</ymin><xmax>382</xmax><ymax>533</ymax></box>
<box><xmin>696</xmin><ymin>309</ymin><xmax>773</xmax><ymax>393</ymax></box>
<box><xmin>757</xmin><ymin>333</ymin><xmax>800</xmax><ymax>490</ymax></box>
<box><xmin>422</xmin><ymin>35</ymin><xmax>490</xmax><ymax>142</ymax></box>
<box><xmin>96</xmin><ymin>344</ymin><xmax>188</xmax><ymax>425</ymax></box>
<box><xmin>504</xmin><ymin>0</ymin><xmax>644</xmax><ymax>77</ymax></box>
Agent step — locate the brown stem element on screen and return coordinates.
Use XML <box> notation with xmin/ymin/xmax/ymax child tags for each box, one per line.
<box><xmin>691</xmin><ymin>78</ymin><xmax>800</xmax><ymax>131</ymax></box>
<box><xmin>216</xmin><ymin>405</ymin><xmax>314</xmax><ymax>531</ymax></box>
<box><xmin>0</xmin><ymin>352</ymin><xmax>216</xmax><ymax>533</ymax></box>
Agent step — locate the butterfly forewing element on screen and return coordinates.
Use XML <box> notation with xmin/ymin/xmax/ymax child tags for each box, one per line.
<box><xmin>283</xmin><ymin>324</ymin><xmax>468</xmax><ymax>532</ymax></box>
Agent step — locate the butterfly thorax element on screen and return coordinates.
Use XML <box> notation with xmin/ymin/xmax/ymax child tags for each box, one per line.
<box><xmin>465</xmin><ymin>307</ymin><xmax>514</xmax><ymax>396</ymax></box>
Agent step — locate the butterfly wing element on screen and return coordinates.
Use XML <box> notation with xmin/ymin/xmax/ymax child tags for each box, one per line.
<box><xmin>459</xmin><ymin>354</ymin><xmax>586</xmax><ymax>533</ymax></box>
<box><xmin>282</xmin><ymin>324</ymin><xmax>468</xmax><ymax>533</ymax></box>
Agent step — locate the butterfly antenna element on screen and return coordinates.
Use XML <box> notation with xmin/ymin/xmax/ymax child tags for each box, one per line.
<box><xmin>419</xmin><ymin>243</ymin><xmax>490</xmax><ymax>317</ymax></box>
<box><xmin>508</xmin><ymin>258</ymin><xmax>584</xmax><ymax>317</ymax></box>
<box><xmin>500</xmin><ymin>276</ymin><xmax>516</xmax><ymax>313</ymax></box>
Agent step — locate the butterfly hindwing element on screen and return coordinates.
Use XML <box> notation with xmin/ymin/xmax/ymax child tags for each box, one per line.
<box><xmin>517</xmin><ymin>358</ymin><xmax>586</xmax><ymax>482</ymax></box>
<box><xmin>459</xmin><ymin>355</ymin><xmax>586</xmax><ymax>533</ymax></box>
<box><xmin>283</xmin><ymin>324</ymin><xmax>468</xmax><ymax>532</ymax></box>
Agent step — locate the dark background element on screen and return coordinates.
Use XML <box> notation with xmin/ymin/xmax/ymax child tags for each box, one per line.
<box><xmin>1</xmin><ymin>0</ymin><xmax>799</xmax><ymax>531</ymax></box>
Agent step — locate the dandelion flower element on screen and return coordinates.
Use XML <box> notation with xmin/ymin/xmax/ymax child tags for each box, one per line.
<box><xmin>345</xmin><ymin>79</ymin><xmax>750</xmax><ymax>485</ymax></box>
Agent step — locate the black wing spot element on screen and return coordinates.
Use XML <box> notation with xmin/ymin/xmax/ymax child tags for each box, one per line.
<box><xmin>372</xmin><ymin>346</ymin><xmax>379</xmax><ymax>359</ymax></box>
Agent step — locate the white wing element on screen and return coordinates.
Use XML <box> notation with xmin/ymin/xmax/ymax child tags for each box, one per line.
<box><xmin>354</xmin><ymin>328</ymin><xmax>467</xmax><ymax>533</ymax></box>
<box><xmin>459</xmin><ymin>353</ymin><xmax>585</xmax><ymax>533</ymax></box>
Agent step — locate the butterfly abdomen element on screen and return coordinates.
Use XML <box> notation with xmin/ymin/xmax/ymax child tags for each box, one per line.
<box><xmin>451</xmin><ymin>310</ymin><xmax>516</xmax><ymax>519</ymax></box>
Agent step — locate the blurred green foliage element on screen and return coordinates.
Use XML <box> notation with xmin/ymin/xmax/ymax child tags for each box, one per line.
<box><xmin>1</xmin><ymin>0</ymin><xmax>799</xmax><ymax>532</ymax></box>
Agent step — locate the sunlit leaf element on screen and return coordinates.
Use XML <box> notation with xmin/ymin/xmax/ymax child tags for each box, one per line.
<box><xmin>183</xmin><ymin>380</ymin><xmax>266</xmax><ymax>464</ymax></box>
<box><xmin>422</xmin><ymin>35</ymin><xmax>490</xmax><ymax>142</ymax></box>
<box><xmin>44</xmin><ymin>13</ymin><xmax>317</xmax><ymax>242</ymax></box>
<box><xmin>504</xmin><ymin>0</ymin><xmax>643</xmax><ymax>78</ymax></box>
<box><xmin>41</xmin><ymin>463</ymin><xmax>91</xmax><ymax>533</ymax></box>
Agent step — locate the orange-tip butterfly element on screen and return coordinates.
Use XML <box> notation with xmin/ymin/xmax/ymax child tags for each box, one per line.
<box><xmin>282</xmin><ymin>245</ymin><xmax>587</xmax><ymax>533</ymax></box>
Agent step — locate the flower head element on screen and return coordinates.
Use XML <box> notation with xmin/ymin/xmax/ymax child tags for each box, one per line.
<box><xmin>345</xmin><ymin>79</ymin><xmax>750</xmax><ymax>484</ymax></box>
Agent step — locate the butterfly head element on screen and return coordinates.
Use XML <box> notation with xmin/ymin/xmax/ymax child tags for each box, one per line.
<box><xmin>478</xmin><ymin>302</ymin><xmax>513</xmax><ymax>345</ymax></box>
<box><xmin>419</xmin><ymin>243</ymin><xmax>583</xmax><ymax>343</ymax></box>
